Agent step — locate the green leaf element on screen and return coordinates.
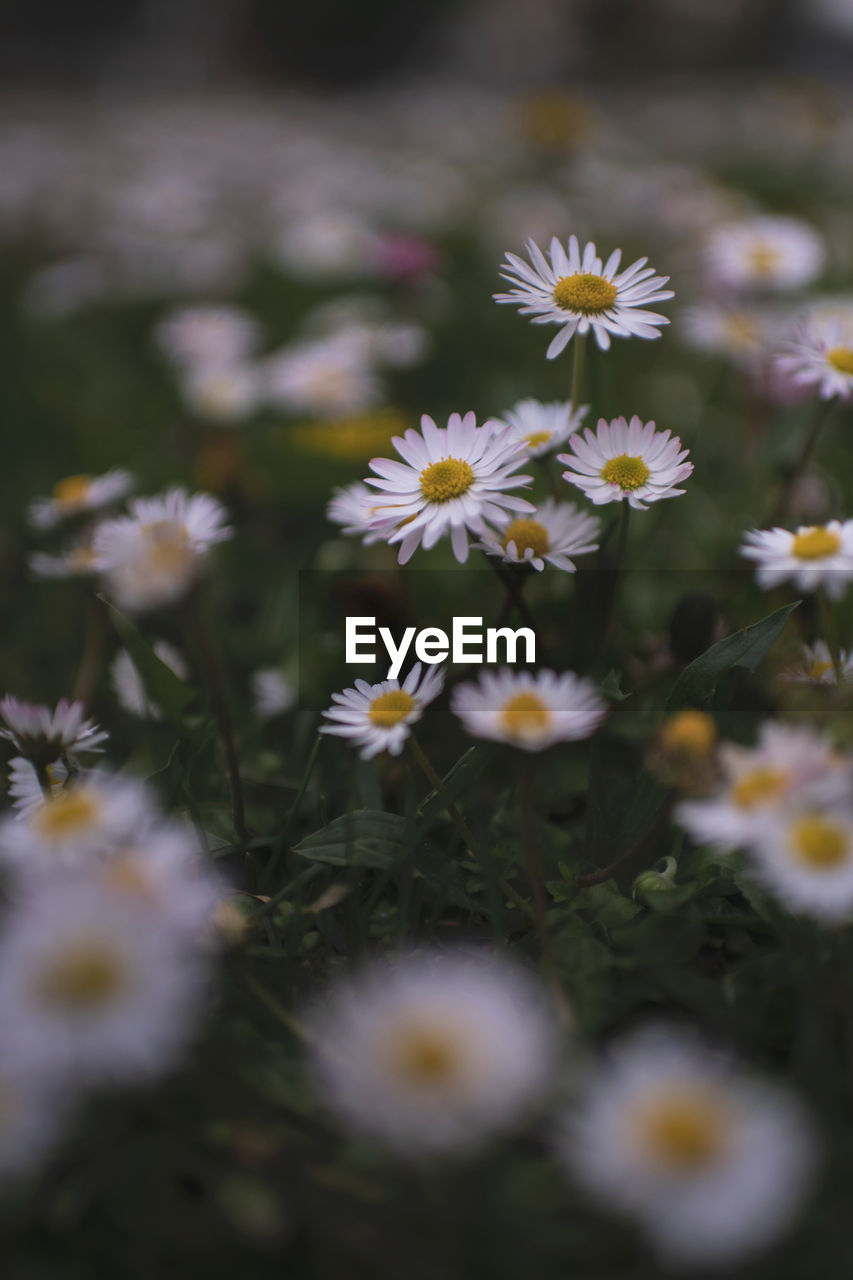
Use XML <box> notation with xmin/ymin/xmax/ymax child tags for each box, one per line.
<box><xmin>600</xmin><ymin>669</ymin><xmax>629</xmax><ymax>701</ymax></box>
<box><xmin>417</xmin><ymin>746</ymin><xmax>493</xmax><ymax>827</ymax></box>
<box><xmin>101</xmin><ymin>598</ymin><xmax>195</xmax><ymax>722</ymax></box>
<box><xmin>293</xmin><ymin>810</ymin><xmax>405</xmax><ymax>868</ymax></box>
<box><xmin>666</xmin><ymin>601</ymin><xmax>800</xmax><ymax>712</ymax></box>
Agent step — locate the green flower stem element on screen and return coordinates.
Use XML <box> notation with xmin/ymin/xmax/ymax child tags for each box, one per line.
<box><xmin>769</xmin><ymin>397</ymin><xmax>836</xmax><ymax>526</ymax></box>
<box><xmin>571</xmin><ymin>331</ymin><xmax>588</xmax><ymax>408</ymax></box>
<box><xmin>520</xmin><ymin>761</ymin><xmax>571</xmax><ymax>1023</ymax></box>
<box><xmin>818</xmin><ymin>586</ymin><xmax>843</xmax><ymax>683</ymax></box>
<box><xmin>263</xmin><ymin>734</ymin><xmax>323</xmax><ymax>891</ymax></box>
<box><xmin>240</xmin><ymin>966</ymin><xmax>312</xmax><ymax>1043</ymax></box>
<box><xmin>186</xmin><ymin>600</ymin><xmax>248</xmax><ymax>841</ymax></box>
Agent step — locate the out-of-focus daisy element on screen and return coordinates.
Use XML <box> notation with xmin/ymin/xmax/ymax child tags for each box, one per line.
<box><xmin>781</xmin><ymin>639</ymin><xmax>853</xmax><ymax>685</ymax></box>
<box><xmin>740</xmin><ymin>521</ymin><xmax>853</xmax><ymax>600</ymax></box>
<box><xmin>0</xmin><ymin>695</ymin><xmax>107</xmax><ymax>763</ymax></box>
<box><xmin>681</xmin><ymin>303</ymin><xmax>772</xmax><ymax>369</ymax></box>
<box><xmin>647</xmin><ymin>710</ymin><xmax>720</xmax><ymax>793</ymax></box>
<box><xmin>495</xmin><ymin>398</ymin><xmax>588</xmax><ymax>458</ymax></box>
<box><xmin>93</xmin><ymin>487</ymin><xmax>231</xmax><ymax>612</ymax></box>
<box><xmin>751</xmin><ymin>806</ymin><xmax>853</xmax><ymax>922</ymax></box>
<box><xmin>264</xmin><ymin>335</ymin><xmax>380</xmax><ymax>419</ymax></box>
<box><xmin>475</xmin><ymin>499</ymin><xmax>600</xmax><ymax>573</ymax></box>
<box><xmin>0</xmin><ymin>880</ymin><xmax>208</xmax><ymax>1086</ymax></box>
<box><xmin>560</xmin><ymin>1025</ymin><xmax>816</xmax><ymax>1267</ymax></box>
<box><xmin>274</xmin><ymin>212</ymin><xmax>381</xmax><ymax>282</ymax></box>
<box><xmin>365</xmin><ymin>412</ymin><xmax>533</xmax><ymax>565</ymax></box>
<box><xmin>252</xmin><ymin>668</ymin><xmax>296</xmax><ymax>721</ymax></box>
<box><xmin>307</xmin><ymin>951</ymin><xmax>558</xmax><ymax>1155</ymax></box>
<box><xmin>326</xmin><ymin>482</ymin><xmax>384</xmax><ymax>544</ymax></box>
<box><xmin>180</xmin><ymin>363</ymin><xmax>260</xmax><ymax>424</ymax></box>
<box><xmin>776</xmin><ymin>313</ymin><xmax>853</xmax><ymax>402</ymax></box>
<box><xmin>451</xmin><ymin>669</ymin><xmax>605</xmax><ymax>752</ymax></box>
<box><xmin>706</xmin><ymin>216</ymin><xmax>825</xmax><ymax>294</ymax></box>
<box><xmin>320</xmin><ymin>664</ymin><xmax>444</xmax><ymax>759</ymax></box>
<box><xmin>558</xmin><ymin>416</ymin><xmax>693</xmax><ymax>509</ymax></box>
<box><xmin>154</xmin><ymin>304</ymin><xmax>260</xmax><ymax>369</ymax></box>
<box><xmin>6</xmin><ymin>757</ymin><xmax>67</xmax><ymax>819</ymax></box>
<box><xmin>29</xmin><ymin>540</ymin><xmax>99</xmax><ymax>580</ymax></box>
<box><xmin>495</xmin><ymin>235</ymin><xmax>674</xmax><ymax>358</ymax></box>
<box><xmin>676</xmin><ymin>722</ymin><xmax>850</xmax><ymax>849</ymax></box>
<box><xmin>0</xmin><ymin>773</ymin><xmax>151</xmax><ymax>871</ymax></box>
<box><xmin>111</xmin><ymin>642</ymin><xmax>188</xmax><ymax>720</ymax></box>
<box><xmin>28</xmin><ymin>469</ymin><xmax>132</xmax><ymax>531</ymax></box>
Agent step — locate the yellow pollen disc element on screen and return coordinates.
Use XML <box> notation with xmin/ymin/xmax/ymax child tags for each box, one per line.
<box><xmin>791</xmin><ymin>526</ymin><xmax>841</xmax><ymax>560</ymax></box>
<box><xmin>502</xmin><ymin>518</ymin><xmax>550</xmax><ymax>558</ymax></box>
<box><xmin>524</xmin><ymin>430</ymin><xmax>552</xmax><ymax>448</ymax></box>
<box><xmin>790</xmin><ymin>815</ymin><xmax>848</xmax><ymax>869</ymax></box>
<box><xmin>806</xmin><ymin>658</ymin><xmax>834</xmax><ymax>681</ymax></box>
<box><xmin>601</xmin><ymin>454</ymin><xmax>650</xmax><ymax>492</ymax></box>
<box><xmin>659</xmin><ymin>710</ymin><xmax>717</xmax><ymax>757</ymax></box>
<box><xmin>500</xmin><ymin>691</ymin><xmax>551</xmax><ymax>737</ymax></box>
<box><xmin>732</xmin><ymin>766</ymin><xmax>787</xmax><ymax>810</ymax></box>
<box><xmin>141</xmin><ymin>520</ymin><xmax>194</xmax><ymax>573</ymax></box>
<box><xmin>749</xmin><ymin>244</ymin><xmax>780</xmax><ymax>276</ymax></box>
<box><xmin>419</xmin><ymin>458</ymin><xmax>475</xmax><ymax>504</ymax></box>
<box><xmin>632</xmin><ymin>1088</ymin><xmax>728</xmax><ymax>1171</ymax></box>
<box><xmin>389</xmin><ymin>1026</ymin><xmax>459</xmax><ymax>1087</ymax></box>
<box><xmin>52</xmin><ymin>474</ymin><xmax>92</xmax><ymax>506</ymax></box>
<box><xmin>36</xmin><ymin>941</ymin><xmax>127</xmax><ymax>1011</ymax></box>
<box><xmin>34</xmin><ymin>788</ymin><xmax>100</xmax><ymax>840</ymax></box>
<box><xmin>368</xmin><ymin>690</ymin><xmax>416</xmax><ymax>728</ymax></box>
<box><xmin>827</xmin><ymin>347</ymin><xmax>853</xmax><ymax>376</ymax></box>
<box><xmin>553</xmin><ymin>272</ymin><xmax>618</xmax><ymax>315</ymax></box>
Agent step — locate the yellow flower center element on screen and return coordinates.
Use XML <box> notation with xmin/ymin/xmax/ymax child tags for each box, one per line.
<box><xmin>524</xmin><ymin>430</ymin><xmax>553</xmax><ymax>449</ymax></box>
<box><xmin>791</xmin><ymin>526</ymin><xmax>841</xmax><ymax>560</ymax></box>
<box><xmin>34</xmin><ymin>788</ymin><xmax>100</xmax><ymax>841</ymax></box>
<box><xmin>632</xmin><ymin>1087</ymin><xmax>730</xmax><ymax>1172</ymax></box>
<box><xmin>368</xmin><ymin>690</ymin><xmax>416</xmax><ymax>728</ymax></box>
<box><xmin>827</xmin><ymin>347</ymin><xmax>853</xmax><ymax>376</ymax></box>
<box><xmin>67</xmin><ymin>546</ymin><xmax>97</xmax><ymax>572</ymax></box>
<box><xmin>601</xmin><ymin>454</ymin><xmax>650</xmax><ymax>492</ymax></box>
<box><xmin>553</xmin><ymin>272</ymin><xmax>618</xmax><ymax>315</ymax></box>
<box><xmin>141</xmin><ymin>520</ymin><xmax>194</xmax><ymax>574</ymax></box>
<box><xmin>419</xmin><ymin>458</ymin><xmax>475</xmax><ymax>504</ymax></box>
<box><xmin>658</xmin><ymin>710</ymin><xmax>717</xmax><ymax>757</ymax></box>
<box><xmin>790</xmin><ymin>815</ymin><xmax>849</xmax><ymax>869</ymax></box>
<box><xmin>732</xmin><ymin>766</ymin><xmax>787</xmax><ymax>810</ymax></box>
<box><xmin>502</xmin><ymin>518</ymin><xmax>550</xmax><ymax>558</ymax></box>
<box><xmin>388</xmin><ymin>1025</ymin><xmax>460</xmax><ymax>1088</ymax></box>
<box><xmin>749</xmin><ymin>244</ymin><xmax>780</xmax><ymax>277</ymax></box>
<box><xmin>52</xmin><ymin>474</ymin><xmax>92</xmax><ymax>507</ymax></box>
<box><xmin>36</xmin><ymin>940</ymin><xmax>127</xmax><ymax>1011</ymax></box>
<box><xmin>500</xmin><ymin>691</ymin><xmax>551</xmax><ymax>737</ymax></box>
<box><xmin>806</xmin><ymin>658</ymin><xmax>834</xmax><ymax>681</ymax></box>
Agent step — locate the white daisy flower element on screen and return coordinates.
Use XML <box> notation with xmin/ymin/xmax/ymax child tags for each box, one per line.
<box><xmin>0</xmin><ymin>773</ymin><xmax>152</xmax><ymax>872</ymax></box>
<box><xmin>252</xmin><ymin>668</ymin><xmax>296</xmax><ymax>721</ymax></box>
<box><xmin>154</xmin><ymin>304</ymin><xmax>260</xmax><ymax>370</ymax></box>
<box><xmin>781</xmin><ymin>639</ymin><xmax>853</xmax><ymax>685</ymax></box>
<box><xmin>180</xmin><ymin>363</ymin><xmax>260</xmax><ymax>424</ymax></box>
<box><xmin>750</xmin><ymin>806</ymin><xmax>853</xmax><ymax>922</ymax></box>
<box><xmin>6</xmin><ymin>756</ymin><xmax>67</xmax><ymax>819</ymax></box>
<box><xmin>560</xmin><ymin>1025</ymin><xmax>816</xmax><ymax>1267</ymax></box>
<box><xmin>475</xmin><ymin>499</ymin><xmax>600</xmax><ymax>573</ymax></box>
<box><xmin>776</xmin><ymin>313</ymin><xmax>853</xmax><ymax>401</ymax></box>
<box><xmin>263</xmin><ymin>335</ymin><xmax>380</xmax><ymax>419</ymax></box>
<box><xmin>676</xmin><ymin>722</ymin><xmax>850</xmax><ymax>850</ymax></box>
<box><xmin>0</xmin><ymin>879</ymin><xmax>209</xmax><ymax>1086</ymax></box>
<box><xmin>93</xmin><ymin>487</ymin><xmax>232</xmax><ymax>613</ymax></box>
<box><xmin>320</xmin><ymin>663</ymin><xmax>444</xmax><ymax>759</ymax></box>
<box><xmin>0</xmin><ymin>695</ymin><xmax>107</xmax><ymax>762</ymax></box>
<box><xmin>740</xmin><ymin>521</ymin><xmax>853</xmax><ymax>600</ymax></box>
<box><xmin>706</xmin><ymin>216</ymin><xmax>825</xmax><ymax>294</ymax></box>
<box><xmin>558</xmin><ymin>416</ymin><xmax>693</xmax><ymax>510</ymax></box>
<box><xmin>451</xmin><ymin>669</ymin><xmax>606</xmax><ymax>752</ymax></box>
<box><xmin>28</xmin><ymin>469</ymin><xmax>132</xmax><ymax>531</ymax></box>
<box><xmin>307</xmin><ymin>951</ymin><xmax>559</xmax><ymax>1155</ymax></box>
<box><xmin>326</xmin><ymin>482</ymin><xmax>384</xmax><ymax>545</ymax></box>
<box><xmin>681</xmin><ymin>303</ymin><xmax>773</xmax><ymax>369</ymax></box>
<box><xmin>29</xmin><ymin>540</ymin><xmax>99</xmax><ymax>579</ymax></box>
<box><xmin>495</xmin><ymin>398</ymin><xmax>589</xmax><ymax>458</ymax></box>
<box><xmin>494</xmin><ymin>235</ymin><xmax>674</xmax><ymax>358</ymax></box>
<box><xmin>111</xmin><ymin>641</ymin><xmax>188</xmax><ymax>720</ymax></box>
<box><xmin>365</xmin><ymin>412</ymin><xmax>534</xmax><ymax>565</ymax></box>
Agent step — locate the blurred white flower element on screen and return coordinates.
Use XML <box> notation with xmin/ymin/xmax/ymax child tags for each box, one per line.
<box><xmin>740</xmin><ymin>521</ymin><xmax>853</xmax><ymax>599</ymax></box>
<box><xmin>264</xmin><ymin>335</ymin><xmax>380</xmax><ymax>419</ymax></box>
<box><xmin>475</xmin><ymin>499</ymin><xmax>599</xmax><ymax>572</ymax></box>
<box><xmin>496</xmin><ymin>397</ymin><xmax>588</xmax><ymax>458</ymax></box>
<box><xmin>179</xmin><ymin>363</ymin><xmax>260</xmax><ymax>424</ymax></box>
<box><xmin>252</xmin><ymin>669</ymin><xmax>296</xmax><ymax>721</ymax></box>
<box><xmin>558</xmin><ymin>416</ymin><xmax>693</xmax><ymax>509</ymax></box>
<box><xmin>28</xmin><ymin>470</ymin><xmax>132</xmax><ymax>531</ymax></box>
<box><xmin>155</xmin><ymin>304</ymin><xmax>261</xmax><ymax>370</ymax></box>
<box><xmin>781</xmin><ymin>639</ymin><xmax>853</xmax><ymax>685</ymax></box>
<box><xmin>320</xmin><ymin>663</ymin><xmax>444</xmax><ymax>759</ymax></box>
<box><xmin>777</xmin><ymin>312</ymin><xmax>853</xmax><ymax>402</ymax></box>
<box><xmin>451</xmin><ymin>669</ymin><xmax>605</xmax><ymax>751</ymax></box>
<box><xmin>0</xmin><ymin>695</ymin><xmax>107</xmax><ymax>761</ymax></box>
<box><xmin>751</xmin><ymin>806</ymin><xmax>853</xmax><ymax>922</ymax></box>
<box><xmin>274</xmin><ymin>212</ymin><xmax>381</xmax><ymax>281</ymax></box>
<box><xmin>29</xmin><ymin>540</ymin><xmax>99</xmax><ymax>580</ymax></box>
<box><xmin>111</xmin><ymin>642</ymin><xmax>188</xmax><ymax>720</ymax></box>
<box><xmin>5</xmin><ymin>756</ymin><xmax>67</xmax><ymax>819</ymax></box>
<box><xmin>706</xmin><ymin>217</ymin><xmax>825</xmax><ymax>294</ymax></box>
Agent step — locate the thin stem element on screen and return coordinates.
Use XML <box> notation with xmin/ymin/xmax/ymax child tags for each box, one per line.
<box><xmin>263</xmin><ymin>734</ymin><xmax>323</xmax><ymax>890</ymax></box>
<box><xmin>520</xmin><ymin>762</ymin><xmax>571</xmax><ymax>1023</ymax></box>
<box><xmin>571</xmin><ymin>332</ymin><xmax>588</xmax><ymax>409</ymax></box>
<box><xmin>186</xmin><ymin>605</ymin><xmax>248</xmax><ymax>841</ymax></box>
<box><xmin>818</xmin><ymin>586</ymin><xmax>843</xmax><ymax>683</ymax></box>
<box><xmin>769</xmin><ymin>398</ymin><xmax>835</xmax><ymax>526</ymax></box>
<box><xmin>482</xmin><ymin>553</ymin><xmax>536</xmax><ymax>630</ymax></box>
<box><xmin>240</xmin><ymin>967</ymin><xmax>311</xmax><ymax>1043</ymax></box>
<box><xmin>72</xmin><ymin>594</ymin><xmax>106</xmax><ymax>707</ymax></box>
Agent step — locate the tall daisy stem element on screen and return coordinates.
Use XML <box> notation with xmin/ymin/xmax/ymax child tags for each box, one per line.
<box><xmin>483</xmin><ymin>554</ymin><xmax>535</xmax><ymax>630</ymax></box>
<box><xmin>769</xmin><ymin>398</ymin><xmax>835</xmax><ymax>525</ymax></box>
<box><xmin>571</xmin><ymin>332</ymin><xmax>588</xmax><ymax>409</ymax></box>
<box><xmin>519</xmin><ymin>762</ymin><xmax>571</xmax><ymax>1022</ymax></box>
<box><xmin>818</xmin><ymin>587</ymin><xmax>843</xmax><ymax>683</ymax></box>
<box><xmin>186</xmin><ymin>604</ymin><xmax>248</xmax><ymax>841</ymax></box>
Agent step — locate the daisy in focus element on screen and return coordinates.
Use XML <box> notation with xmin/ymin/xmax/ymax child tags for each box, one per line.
<box><xmin>320</xmin><ymin>663</ymin><xmax>444</xmax><ymax>759</ymax></box>
<box><xmin>0</xmin><ymin>695</ymin><xmax>107</xmax><ymax>764</ymax></box>
<box><xmin>326</xmin><ymin>481</ymin><xmax>384</xmax><ymax>544</ymax></box>
<box><xmin>307</xmin><ymin>951</ymin><xmax>558</xmax><ymax>1155</ymax></box>
<box><xmin>558</xmin><ymin>416</ymin><xmax>693</xmax><ymax>509</ymax></box>
<box><xmin>740</xmin><ymin>521</ymin><xmax>853</xmax><ymax>599</ymax></box>
<box><xmin>496</xmin><ymin>397</ymin><xmax>588</xmax><ymax>458</ymax></box>
<box><xmin>560</xmin><ymin>1025</ymin><xmax>816</xmax><ymax>1267</ymax></box>
<box><xmin>93</xmin><ymin>487</ymin><xmax>232</xmax><ymax>612</ymax></box>
<box><xmin>750</xmin><ymin>806</ymin><xmax>853</xmax><ymax>922</ymax></box>
<box><xmin>776</xmin><ymin>312</ymin><xmax>853</xmax><ymax>402</ymax></box>
<box><xmin>451</xmin><ymin>669</ymin><xmax>606</xmax><ymax>751</ymax></box>
<box><xmin>495</xmin><ymin>235</ymin><xmax>674</xmax><ymax>358</ymax></box>
<box><xmin>365</xmin><ymin>412</ymin><xmax>534</xmax><ymax>565</ymax></box>
<box><xmin>28</xmin><ymin>469</ymin><xmax>132</xmax><ymax>531</ymax></box>
<box><xmin>706</xmin><ymin>216</ymin><xmax>825</xmax><ymax>294</ymax></box>
<box><xmin>475</xmin><ymin>499</ymin><xmax>600</xmax><ymax>573</ymax></box>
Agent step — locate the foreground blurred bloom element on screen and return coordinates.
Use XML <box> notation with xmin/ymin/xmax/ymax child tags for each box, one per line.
<box><xmin>561</xmin><ymin>1025</ymin><xmax>816</xmax><ymax>1267</ymax></box>
<box><xmin>154</xmin><ymin>304</ymin><xmax>260</xmax><ymax>370</ymax></box>
<box><xmin>706</xmin><ymin>216</ymin><xmax>825</xmax><ymax>294</ymax></box>
<box><xmin>29</xmin><ymin>540</ymin><xmax>99</xmax><ymax>580</ymax></box>
<box><xmin>740</xmin><ymin>521</ymin><xmax>853</xmax><ymax>599</ymax></box>
<box><xmin>476</xmin><ymin>499</ymin><xmax>599</xmax><ymax>572</ymax></box>
<box><xmin>366</xmin><ymin>412</ymin><xmax>533</xmax><ymax>565</ymax></box>
<box><xmin>180</xmin><ymin>363</ymin><xmax>260</xmax><ymax>424</ymax></box>
<box><xmin>558</xmin><ymin>417</ymin><xmax>693</xmax><ymax>509</ymax></box>
<box><xmin>451</xmin><ymin>669</ymin><xmax>605</xmax><ymax>751</ymax></box>
<box><xmin>0</xmin><ymin>773</ymin><xmax>150</xmax><ymax>871</ymax></box>
<box><xmin>6</xmin><ymin>757</ymin><xmax>67</xmax><ymax>818</ymax></box>
<box><xmin>111</xmin><ymin>642</ymin><xmax>188</xmax><ymax>720</ymax></box>
<box><xmin>676</xmin><ymin>722</ymin><xmax>849</xmax><ymax>849</ymax></box>
<box><xmin>751</xmin><ymin>807</ymin><xmax>853</xmax><ymax>922</ymax></box>
<box><xmin>307</xmin><ymin>952</ymin><xmax>558</xmax><ymax>1154</ymax></box>
<box><xmin>320</xmin><ymin>664</ymin><xmax>444</xmax><ymax>759</ymax></box>
<box><xmin>647</xmin><ymin>710</ymin><xmax>720</xmax><ymax>793</ymax></box>
<box><xmin>495</xmin><ymin>235</ymin><xmax>673</xmax><ymax>358</ymax></box>
<box><xmin>28</xmin><ymin>469</ymin><xmax>132</xmax><ymax>531</ymax></box>
<box><xmin>777</xmin><ymin>313</ymin><xmax>853</xmax><ymax>402</ymax></box>
<box><xmin>782</xmin><ymin>639</ymin><xmax>853</xmax><ymax>685</ymax></box>
<box><xmin>93</xmin><ymin>487</ymin><xmax>231</xmax><ymax>612</ymax></box>
<box><xmin>0</xmin><ymin>695</ymin><xmax>107</xmax><ymax>763</ymax></box>
<box><xmin>496</xmin><ymin>397</ymin><xmax>588</xmax><ymax>458</ymax></box>
<box><xmin>326</xmin><ymin>481</ymin><xmax>384</xmax><ymax>544</ymax></box>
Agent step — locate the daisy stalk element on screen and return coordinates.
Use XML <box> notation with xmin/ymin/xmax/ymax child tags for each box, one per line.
<box><xmin>185</xmin><ymin>603</ymin><xmax>248</xmax><ymax>841</ymax></box>
<box><xmin>769</xmin><ymin>397</ymin><xmax>836</xmax><ymax>525</ymax></box>
<box><xmin>519</xmin><ymin>761</ymin><xmax>570</xmax><ymax>1023</ymax></box>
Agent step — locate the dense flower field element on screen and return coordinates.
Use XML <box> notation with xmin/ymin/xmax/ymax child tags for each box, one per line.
<box><xmin>3</xmin><ymin>76</ymin><xmax>853</xmax><ymax>1277</ymax></box>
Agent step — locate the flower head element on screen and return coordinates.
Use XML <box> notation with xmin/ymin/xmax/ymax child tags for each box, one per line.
<box><xmin>252</xmin><ymin>669</ymin><xmax>296</xmax><ymax>721</ymax></box>
<box><xmin>776</xmin><ymin>312</ymin><xmax>853</xmax><ymax>402</ymax></box>
<box><xmin>740</xmin><ymin>521</ymin><xmax>853</xmax><ymax>600</ymax></box>
<box><xmin>0</xmin><ymin>695</ymin><xmax>107</xmax><ymax>765</ymax></box>
<box><xmin>475</xmin><ymin>499</ymin><xmax>599</xmax><ymax>572</ymax></box>
<box><xmin>558</xmin><ymin>416</ymin><xmax>692</xmax><ymax>509</ymax></box>
<box><xmin>451</xmin><ymin>669</ymin><xmax>605</xmax><ymax>751</ymax></box>
<box><xmin>781</xmin><ymin>639</ymin><xmax>853</xmax><ymax>686</ymax></box>
<box><xmin>28</xmin><ymin>469</ymin><xmax>132</xmax><ymax>531</ymax></box>
<box><xmin>320</xmin><ymin>663</ymin><xmax>444</xmax><ymax>759</ymax></box>
<box><xmin>706</xmin><ymin>216</ymin><xmax>825</xmax><ymax>294</ymax></box>
<box><xmin>751</xmin><ymin>806</ymin><xmax>853</xmax><ymax>922</ymax></box>
<box><xmin>154</xmin><ymin>304</ymin><xmax>260</xmax><ymax>369</ymax></box>
<box><xmin>496</xmin><ymin>398</ymin><xmax>588</xmax><ymax>458</ymax></box>
<box><xmin>326</xmin><ymin>481</ymin><xmax>384</xmax><ymax>544</ymax></box>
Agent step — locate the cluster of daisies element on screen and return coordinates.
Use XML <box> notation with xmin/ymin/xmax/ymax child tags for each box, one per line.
<box><xmin>0</xmin><ymin>693</ymin><xmax>224</xmax><ymax>1177</ymax></box>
